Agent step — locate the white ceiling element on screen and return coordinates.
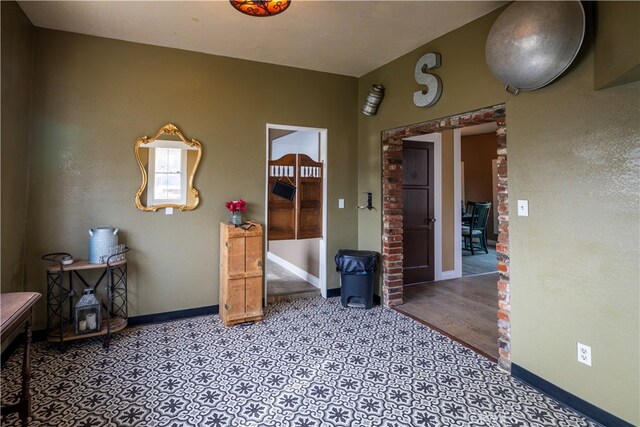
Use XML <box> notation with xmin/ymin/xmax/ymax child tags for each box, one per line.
<box><xmin>18</xmin><ymin>1</ymin><xmax>505</xmax><ymax>77</ymax></box>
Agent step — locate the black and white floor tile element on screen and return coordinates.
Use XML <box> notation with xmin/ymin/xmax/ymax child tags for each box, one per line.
<box><xmin>2</xmin><ymin>297</ymin><xmax>599</xmax><ymax>426</ymax></box>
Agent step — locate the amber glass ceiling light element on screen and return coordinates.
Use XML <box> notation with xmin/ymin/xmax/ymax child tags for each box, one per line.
<box><xmin>229</xmin><ymin>0</ymin><xmax>291</xmax><ymax>17</ymax></box>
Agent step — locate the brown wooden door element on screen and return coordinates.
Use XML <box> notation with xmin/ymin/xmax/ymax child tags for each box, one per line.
<box><xmin>297</xmin><ymin>155</ymin><xmax>323</xmax><ymax>239</ymax></box>
<box><xmin>403</xmin><ymin>140</ymin><xmax>435</xmax><ymax>285</ymax></box>
<box><xmin>268</xmin><ymin>153</ymin><xmax>323</xmax><ymax>240</ymax></box>
<box><xmin>268</xmin><ymin>154</ymin><xmax>296</xmax><ymax>240</ymax></box>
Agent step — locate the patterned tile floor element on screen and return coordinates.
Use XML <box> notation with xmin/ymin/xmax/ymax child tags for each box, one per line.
<box><xmin>1</xmin><ymin>297</ymin><xmax>599</xmax><ymax>426</ymax></box>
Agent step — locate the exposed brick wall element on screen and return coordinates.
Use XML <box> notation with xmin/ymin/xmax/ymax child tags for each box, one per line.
<box><xmin>382</xmin><ymin>137</ymin><xmax>404</xmax><ymax>307</ymax></box>
<box><xmin>380</xmin><ymin>104</ymin><xmax>511</xmax><ymax>371</ymax></box>
<box><xmin>495</xmin><ymin>121</ymin><xmax>511</xmax><ymax>372</ymax></box>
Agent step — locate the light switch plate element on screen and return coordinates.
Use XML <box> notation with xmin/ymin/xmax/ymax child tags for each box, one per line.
<box><xmin>166</xmin><ymin>207</ymin><xmax>174</xmax><ymax>215</ymax></box>
<box><xmin>517</xmin><ymin>200</ymin><xmax>529</xmax><ymax>216</ymax></box>
<box><xmin>338</xmin><ymin>199</ymin><xmax>345</xmax><ymax>209</ymax></box>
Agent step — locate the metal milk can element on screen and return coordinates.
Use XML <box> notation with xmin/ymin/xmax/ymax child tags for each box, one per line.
<box><xmin>88</xmin><ymin>226</ymin><xmax>119</xmax><ymax>264</ymax></box>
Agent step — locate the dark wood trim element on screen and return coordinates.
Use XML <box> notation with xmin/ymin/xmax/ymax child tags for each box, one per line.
<box><xmin>327</xmin><ymin>288</ymin><xmax>341</xmax><ymax>298</ymax></box>
<box><xmin>393</xmin><ymin>306</ymin><xmax>498</xmax><ymax>363</ymax></box>
<box><xmin>511</xmin><ymin>363</ymin><xmax>634</xmax><ymax>427</ymax></box>
<box><xmin>127</xmin><ymin>305</ymin><xmax>219</xmax><ymax>326</ymax></box>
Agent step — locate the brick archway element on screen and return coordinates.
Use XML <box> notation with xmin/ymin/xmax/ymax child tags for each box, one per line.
<box><xmin>381</xmin><ymin>104</ymin><xmax>511</xmax><ymax>371</ymax></box>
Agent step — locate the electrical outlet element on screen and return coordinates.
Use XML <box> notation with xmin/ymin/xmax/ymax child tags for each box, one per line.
<box><xmin>577</xmin><ymin>343</ymin><xmax>592</xmax><ymax>366</ymax></box>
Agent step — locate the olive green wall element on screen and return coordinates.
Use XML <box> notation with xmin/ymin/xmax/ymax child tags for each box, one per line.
<box><xmin>594</xmin><ymin>1</ymin><xmax>640</xmax><ymax>89</ymax></box>
<box><xmin>357</xmin><ymin>7</ymin><xmax>639</xmax><ymax>425</ymax></box>
<box><xmin>1</xmin><ymin>1</ymin><xmax>34</xmax><ymax>294</ymax></box>
<box><xmin>24</xmin><ymin>29</ymin><xmax>357</xmax><ymax>328</ymax></box>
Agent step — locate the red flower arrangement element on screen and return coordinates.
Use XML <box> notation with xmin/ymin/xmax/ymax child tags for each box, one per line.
<box><xmin>225</xmin><ymin>199</ymin><xmax>247</xmax><ymax>213</ymax></box>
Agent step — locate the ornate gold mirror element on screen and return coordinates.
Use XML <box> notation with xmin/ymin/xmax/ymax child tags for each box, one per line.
<box><xmin>135</xmin><ymin>123</ymin><xmax>202</xmax><ymax>212</ymax></box>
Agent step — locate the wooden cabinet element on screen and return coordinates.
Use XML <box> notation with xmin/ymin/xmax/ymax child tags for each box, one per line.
<box><xmin>219</xmin><ymin>222</ymin><xmax>263</xmax><ymax>326</ymax></box>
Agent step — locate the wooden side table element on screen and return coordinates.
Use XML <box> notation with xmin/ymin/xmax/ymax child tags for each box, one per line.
<box><xmin>0</xmin><ymin>292</ymin><xmax>42</xmax><ymax>427</ymax></box>
<box><xmin>43</xmin><ymin>250</ymin><xmax>129</xmax><ymax>350</ymax></box>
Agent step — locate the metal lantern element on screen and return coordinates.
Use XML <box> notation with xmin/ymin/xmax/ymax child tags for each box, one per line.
<box><xmin>75</xmin><ymin>288</ymin><xmax>102</xmax><ymax>334</ymax></box>
<box><xmin>361</xmin><ymin>84</ymin><xmax>385</xmax><ymax>116</ymax></box>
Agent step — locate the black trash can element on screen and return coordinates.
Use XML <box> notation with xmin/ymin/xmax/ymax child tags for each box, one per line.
<box><xmin>335</xmin><ymin>249</ymin><xmax>378</xmax><ymax>309</ymax></box>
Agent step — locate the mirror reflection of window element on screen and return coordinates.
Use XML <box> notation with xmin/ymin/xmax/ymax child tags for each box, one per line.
<box><xmin>135</xmin><ymin>123</ymin><xmax>202</xmax><ymax>212</ymax></box>
<box><xmin>147</xmin><ymin>145</ymin><xmax>188</xmax><ymax>206</ymax></box>
<box><xmin>153</xmin><ymin>148</ymin><xmax>182</xmax><ymax>201</ymax></box>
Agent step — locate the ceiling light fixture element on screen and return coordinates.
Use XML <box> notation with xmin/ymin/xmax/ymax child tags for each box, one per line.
<box><xmin>229</xmin><ymin>0</ymin><xmax>291</xmax><ymax>17</ymax></box>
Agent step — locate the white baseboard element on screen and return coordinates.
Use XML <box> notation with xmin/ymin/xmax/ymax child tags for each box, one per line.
<box><xmin>267</xmin><ymin>252</ymin><xmax>320</xmax><ymax>288</ymax></box>
<box><xmin>439</xmin><ymin>270</ymin><xmax>460</xmax><ymax>280</ymax></box>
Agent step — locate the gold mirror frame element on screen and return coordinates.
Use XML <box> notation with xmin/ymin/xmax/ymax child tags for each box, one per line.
<box><xmin>135</xmin><ymin>123</ymin><xmax>202</xmax><ymax>212</ymax></box>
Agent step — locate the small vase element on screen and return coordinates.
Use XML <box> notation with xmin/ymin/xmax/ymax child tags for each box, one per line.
<box><xmin>230</xmin><ymin>211</ymin><xmax>243</xmax><ymax>225</ymax></box>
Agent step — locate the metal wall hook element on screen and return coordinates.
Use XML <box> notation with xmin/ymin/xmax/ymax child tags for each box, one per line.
<box><xmin>357</xmin><ymin>192</ymin><xmax>376</xmax><ymax>211</ymax></box>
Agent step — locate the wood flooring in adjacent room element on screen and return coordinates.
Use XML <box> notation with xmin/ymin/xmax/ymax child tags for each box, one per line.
<box><xmin>395</xmin><ymin>272</ymin><xmax>499</xmax><ymax>361</ymax></box>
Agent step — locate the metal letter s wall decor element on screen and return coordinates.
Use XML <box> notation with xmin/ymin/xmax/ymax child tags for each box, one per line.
<box><xmin>413</xmin><ymin>53</ymin><xmax>442</xmax><ymax>108</ymax></box>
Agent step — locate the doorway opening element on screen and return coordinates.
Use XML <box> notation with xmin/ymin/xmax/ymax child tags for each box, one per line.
<box><xmin>264</xmin><ymin>124</ymin><xmax>328</xmax><ymax>303</ymax></box>
<box><xmin>380</xmin><ymin>104</ymin><xmax>511</xmax><ymax>371</ymax></box>
<box><xmin>460</xmin><ymin>122</ymin><xmax>500</xmax><ymax>278</ymax></box>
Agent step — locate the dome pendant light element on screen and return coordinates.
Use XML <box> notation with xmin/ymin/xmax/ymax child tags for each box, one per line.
<box><xmin>229</xmin><ymin>0</ymin><xmax>291</xmax><ymax>17</ymax></box>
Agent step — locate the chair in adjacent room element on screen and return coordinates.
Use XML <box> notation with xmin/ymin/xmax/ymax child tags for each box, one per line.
<box><xmin>462</xmin><ymin>200</ymin><xmax>475</xmax><ymax>226</ymax></box>
<box><xmin>462</xmin><ymin>201</ymin><xmax>492</xmax><ymax>255</ymax></box>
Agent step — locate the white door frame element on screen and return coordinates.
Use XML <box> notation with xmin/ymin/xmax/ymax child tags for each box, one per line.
<box><xmin>404</xmin><ymin>130</ymin><xmax>462</xmax><ymax>281</ymax></box>
<box><xmin>452</xmin><ymin>128</ymin><xmax>462</xmax><ymax>279</ymax></box>
<box><xmin>265</xmin><ymin>124</ymin><xmax>328</xmax><ymax>299</ymax></box>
